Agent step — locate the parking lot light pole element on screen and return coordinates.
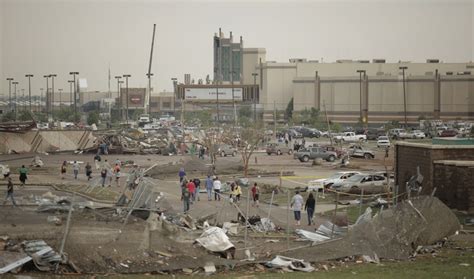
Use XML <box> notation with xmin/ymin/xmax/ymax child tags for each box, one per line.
<box><xmin>399</xmin><ymin>66</ymin><xmax>408</xmax><ymax>128</ymax></box>
<box><xmin>25</xmin><ymin>74</ymin><xmax>33</xmax><ymax>112</ymax></box>
<box><xmin>123</xmin><ymin>74</ymin><xmax>131</xmax><ymax>125</ymax></box>
<box><xmin>68</xmin><ymin>80</ymin><xmax>74</xmax><ymax>108</ymax></box>
<box><xmin>171</xmin><ymin>77</ymin><xmax>177</xmax><ymax>116</ymax></box>
<box><xmin>12</xmin><ymin>81</ymin><xmax>19</xmax><ymax>121</ymax></box>
<box><xmin>69</xmin><ymin>72</ymin><xmax>79</xmax><ymax>122</ymax></box>
<box><xmin>50</xmin><ymin>74</ymin><xmax>57</xmax><ymax>119</ymax></box>
<box><xmin>6</xmin><ymin>78</ymin><xmax>13</xmax><ymax>112</ymax></box>
<box><xmin>252</xmin><ymin>73</ymin><xmax>258</xmax><ymax>122</ymax></box>
<box><xmin>356</xmin><ymin>70</ymin><xmax>366</xmax><ymax>124</ymax></box>
<box><xmin>115</xmin><ymin>76</ymin><xmax>122</xmax><ymax>120</ymax></box>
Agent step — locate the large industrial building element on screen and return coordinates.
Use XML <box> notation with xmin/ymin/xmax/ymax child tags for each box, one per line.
<box><xmin>178</xmin><ymin>29</ymin><xmax>474</xmax><ymax>124</ymax></box>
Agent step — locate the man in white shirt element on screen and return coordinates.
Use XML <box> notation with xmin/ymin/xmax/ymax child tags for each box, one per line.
<box><xmin>72</xmin><ymin>161</ymin><xmax>80</xmax><ymax>179</ymax></box>
<box><xmin>291</xmin><ymin>191</ymin><xmax>304</xmax><ymax>226</ymax></box>
<box><xmin>213</xmin><ymin>176</ymin><xmax>222</xmax><ymax>201</ymax></box>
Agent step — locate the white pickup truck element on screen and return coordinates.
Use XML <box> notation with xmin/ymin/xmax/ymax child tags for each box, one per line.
<box><xmin>334</xmin><ymin>132</ymin><xmax>367</xmax><ymax>142</ymax></box>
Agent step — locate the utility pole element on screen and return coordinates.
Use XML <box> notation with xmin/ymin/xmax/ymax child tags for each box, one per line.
<box><xmin>273</xmin><ymin>101</ymin><xmax>276</xmax><ymax>136</ymax></box>
<box><xmin>25</xmin><ymin>74</ymin><xmax>33</xmax><ymax>112</ymax></box>
<box><xmin>399</xmin><ymin>66</ymin><xmax>408</xmax><ymax>128</ymax></box>
<box><xmin>115</xmin><ymin>76</ymin><xmax>122</xmax><ymax>120</ymax></box>
<box><xmin>68</xmin><ymin>80</ymin><xmax>74</xmax><ymax>109</ymax></box>
<box><xmin>146</xmin><ymin>73</ymin><xmax>153</xmax><ymax>114</ymax></box>
<box><xmin>12</xmin><ymin>81</ymin><xmax>18</xmax><ymax>121</ymax></box>
<box><xmin>252</xmin><ymin>73</ymin><xmax>258</xmax><ymax>122</ymax></box>
<box><xmin>123</xmin><ymin>74</ymin><xmax>131</xmax><ymax>125</ymax></box>
<box><xmin>6</xmin><ymin>78</ymin><xmax>13</xmax><ymax>112</ymax></box>
<box><xmin>69</xmin><ymin>72</ymin><xmax>79</xmax><ymax>122</ymax></box>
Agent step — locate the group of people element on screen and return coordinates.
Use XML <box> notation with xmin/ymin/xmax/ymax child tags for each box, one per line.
<box><xmin>59</xmin><ymin>155</ymin><xmax>123</xmax><ymax>187</ymax></box>
<box><xmin>2</xmin><ymin>165</ymin><xmax>29</xmax><ymax>206</ymax></box>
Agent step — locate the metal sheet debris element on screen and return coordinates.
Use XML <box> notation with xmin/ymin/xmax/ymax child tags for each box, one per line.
<box><xmin>266</xmin><ymin>255</ymin><xmax>315</xmax><ymax>272</ymax></box>
<box><xmin>195</xmin><ymin>226</ymin><xmax>235</xmax><ymax>253</ymax></box>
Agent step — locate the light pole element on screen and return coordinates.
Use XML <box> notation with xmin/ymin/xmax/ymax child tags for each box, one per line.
<box><xmin>119</xmin><ymin>80</ymin><xmax>124</xmax><ymax>120</ymax></box>
<box><xmin>171</xmin><ymin>77</ymin><xmax>177</xmax><ymax>116</ymax></box>
<box><xmin>146</xmin><ymin>73</ymin><xmax>153</xmax><ymax>115</ymax></box>
<box><xmin>230</xmin><ymin>70</ymin><xmax>237</xmax><ymax>127</ymax></box>
<box><xmin>44</xmin><ymin>75</ymin><xmax>50</xmax><ymax>119</ymax></box>
<box><xmin>21</xmin><ymin>89</ymin><xmax>26</xmax><ymax>112</ymax></box>
<box><xmin>50</xmin><ymin>74</ymin><xmax>57</xmax><ymax>118</ymax></box>
<box><xmin>38</xmin><ymin>88</ymin><xmax>43</xmax><ymax>112</ymax></box>
<box><xmin>25</xmin><ymin>74</ymin><xmax>33</xmax><ymax>112</ymax></box>
<box><xmin>58</xmin><ymin>88</ymin><xmax>63</xmax><ymax>109</ymax></box>
<box><xmin>115</xmin><ymin>76</ymin><xmax>122</xmax><ymax>120</ymax></box>
<box><xmin>399</xmin><ymin>66</ymin><xmax>408</xmax><ymax>128</ymax></box>
<box><xmin>69</xmin><ymin>72</ymin><xmax>79</xmax><ymax>122</ymax></box>
<box><xmin>12</xmin><ymin>81</ymin><xmax>18</xmax><ymax>120</ymax></box>
<box><xmin>6</xmin><ymin>78</ymin><xmax>13</xmax><ymax>112</ymax></box>
<box><xmin>215</xmin><ymin>75</ymin><xmax>220</xmax><ymax>124</ymax></box>
<box><xmin>356</xmin><ymin>70</ymin><xmax>366</xmax><ymax>124</ymax></box>
<box><xmin>252</xmin><ymin>73</ymin><xmax>258</xmax><ymax>122</ymax></box>
<box><xmin>68</xmin><ymin>80</ymin><xmax>74</xmax><ymax>108</ymax></box>
<box><xmin>123</xmin><ymin>74</ymin><xmax>131</xmax><ymax>125</ymax></box>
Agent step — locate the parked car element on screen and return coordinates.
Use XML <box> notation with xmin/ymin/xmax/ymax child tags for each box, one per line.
<box><xmin>366</xmin><ymin>129</ymin><xmax>386</xmax><ymax>140</ymax></box>
<box><xmin>307</xmin><ymin>171</ymin><xmax>361</xmax><ymax>192</ymax></box>
<box><xmin>348</xmin><ymin>145</ymin><xmax>375</xmax><ymax>159</ymax></box>
<box><xmin>440</xmin><ymin>130</ymin><xmax>457</xmax><ymax>137</ymax></box>
<box><xmin>376</xmin><ymin>136</ymin><xmax>391</xmax><ymax>148</ymax></box>
<box><xmin>217</xmin><ymin>144</ymin><xmax>237</xmax><ymax>157</ymax></box>
<box><xmin>338</xmin><ymin>173</ymin><xmax>391</xmax><ymax>193</ymax></box>
<box><xmin>412</xmin><ymin>130</ymin><xmax>426</xmax><ymax>139</ymax></box>
<box><xmin>295</xmin><ymin>146</ymin><xmax>338</xmax><ymax>162</ymax></box>
<box><xmin>334</xmin><ymin>132</ymin><xmax>367</xmax><ymax>142</ymax></box>
<box><xmin>389</xmin><ymin>128</ymin><xmax>406</xmax><ymax>139</ymax></box>
<box><xmin>266</xmin><ymin>142</ymin><xmax>293</xmax><ymax>155</ymax></box>
<box><xmin>293</xmin><ymin>127</ymin><xmax>321</xmax><ymax>138</ymax></box>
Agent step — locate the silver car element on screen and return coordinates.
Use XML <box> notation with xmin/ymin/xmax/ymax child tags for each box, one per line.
<box><xmin>217</xmin><ymin>144</ymin><xmax>237</xmax><ymax>157</ymax></box>
<box><xmin>339</xmin><ymin>173</ymin><xmax>391</xmax><ymax>193</ymax></box>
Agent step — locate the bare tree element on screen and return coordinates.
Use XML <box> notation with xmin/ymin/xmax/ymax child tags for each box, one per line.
<box><xmin>238</xmin><ymin>124</ymin><xmax>265</xmax><ymax>177</ymax></box>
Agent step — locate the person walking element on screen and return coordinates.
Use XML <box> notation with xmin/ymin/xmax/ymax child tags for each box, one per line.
<box><xmin>181</xmin><ymin>184</ymin><xmax>191</xmax><ymax>213</ymax></box>
<box><xmin>85</xmin><ymin>162</ymin><xmax>93</xmax><ymax>181</ymax></box>
<box><xmin>233</xmin><ymin>183</ymin><xmax>242</xmax><ymax>202</ymax></box>
<box><xmin>193</xmin><ymin>178</ymin><xmax>201</xmax><ymax>201</ymax></box>
<box><xmin>205</xmin><ymin>175</ymin><xmax>213</xmax><ymax>201</ymax></box>
<box><xmin>304</xmin><ymin>193</ymin><xmax>316</xmax><ymax>226</ymax></box>
<box><xmin>3</xmin><ymin>177</ymin><xmax>17</xmax><ymax>206</ymax></box>
<box><xmin>291</xmin><ymin>191</ymin><xmax>304</xmax><ymax>226</ymax></box>
<box><xmin>229</xmin><ymin>182</ymin><xmax>235</xmax><ymax>200</ymax></box>
<box><xmin>60</xmin><ymin>161</ymin><xmax>67</xmax><ymax>179</ymax></box>
<box><xmin>72</xmin><ymin>161</ymin><xmax>80</xmax><ymax>179</ymax></box>
<box><xmin>114</xmin><ymin>163</ymin><xmax>121</xmax><ymax>186</ymax></box>
<box><xmin>94</xmin><ymin>153</ymin><xmax>101</xmax><ymax>170</ymax></box>
<box><xmin>178</xmin><ymin>167</ymin><xmax>186</xmax><ymax>183</ymax></box>
<box><xmin>100</xmin><ymin>167</ymin><xmax>108</xmax><ymax>187</ymax></box>
<box><xmin>187</xmin><ymin>179</ymin><xmax>196</xmax><ymax>203</ymax></box>
<box><xmin>213</xmin><ymin>176</ymin><xmax>222</xmax><ymax>201</ymax></box>
<box><xmin>251</xmin><ymin>183</ymin><xmax>260</xmax><ymax>207</ymax></box>
<box><xmin>18</xmin><ymin>165</ymin><xmax>28</xmax><ymax>187</ymax></box>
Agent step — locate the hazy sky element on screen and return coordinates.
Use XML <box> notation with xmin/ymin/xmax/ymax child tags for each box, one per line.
<box><xmin>0</xmin><ymin>0</ymin><xmax>473</xmax><ymax>96</ymax></box>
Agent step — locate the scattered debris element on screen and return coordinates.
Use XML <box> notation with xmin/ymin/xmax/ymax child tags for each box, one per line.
<box><xmin>266</xmin><ymin>256</ymin><xmax>315</xmax><ymax>272</ymax></box>
<box><xmin>295</xmin><ymin>229</ymin><xmax>330</xmax><ymax>243</ymax></box>
<box><xmin>203</xmin><ymin>262</ymin><xmax>216</xmax><ymax>274</ymax></box>
<box><xmin>195</xmin><ymin>226</ymin><xmax>235</xmax><ymax>256</ymax></box>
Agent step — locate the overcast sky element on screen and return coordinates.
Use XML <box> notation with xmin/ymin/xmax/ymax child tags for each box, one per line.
<box><xmin>0</xmin><ymin>0</ymin><xmax>473</xmax><ymax>96</ymax></box>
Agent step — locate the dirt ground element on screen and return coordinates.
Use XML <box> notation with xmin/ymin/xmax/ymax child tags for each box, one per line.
<box><xmin>1</xmin><ymin>139</ymin><xmax>468</xmax><ymax>276</ymax></box>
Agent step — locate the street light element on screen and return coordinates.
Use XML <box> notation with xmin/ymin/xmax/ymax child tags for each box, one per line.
<box><xmin>146</xmin><ymin>73</ymin><xmax>153</xmax><ymax>115</ymax></box>
<box><xmin>58</xmin><ymin>88</ymin><xmax>63</xmax><ymax>108</ymax></box>
<box><xmin>12</xmin><ymin>81</ymin><xmax>18</xmax><ymax>120</ymax></box>
<box><xmin>68</xmin><ymin>80</ymin><xmax>74</xmax><ymax>109</ymax></box>
<box><xmin>50</xmin><ymin>74</ymin><xmax>57</xmax><ymax>119</ymax></box>
<box><xmin>171</xmin><ymin>77</ymin><xmax>177</xmax><ymax>115</ymax></box>
<box><xmin>123</xmin><ymin>74</ymin><xmax>131</xmax><ymax>125</ymax></box>
<box><xmin>399</xmin><ymin>66</ymin><xmax>408</xmax><ymax>128</ymax></box>
<box><xmin>6</xmin><ymin>78</ymin><xmax>13</xmax><ymax>112</ymax></box>
<box><xmin>356</xmin><ymin>70</ymin><xmax>366</xmax><ymax>124</ymax></box>
<box><xmin>25</xmin><ymin>74</ymin><xmax>33</xmax><ymax>112</ymax></box>
<box><xmin>252</xmin><ymin>73</ymin><xmax>258</xmax><ymax>122</ymax></box>
<box><xmin>69</xmin><ymin>72</ymin><xmax>79</xmax><ymax>122</ymax></box>
<box><xmin>115</xmin><ymin>76</ymin><xmax>122</xmax><ymax>120</ymax></box>
<box><xmin>44</xmin><ymin>75</ymin><xmax>50</xmax><ymax>119</ymax></box>
<box><xmin>119</xmin><ymin>80</ymin><xmax>124</xmax><ymax>120</ymax></box>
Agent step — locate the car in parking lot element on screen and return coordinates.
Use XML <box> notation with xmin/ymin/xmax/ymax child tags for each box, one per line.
<box><xmin>217</xmin><ymin>144</ymin><xmax>237</xmax><ymax>157</ymax></box>
<box><xmin>440</xmin><ymin>130</ymin><xmax>457</xmax><ymax>137</ymax></box>
<box><xmin>348</xmin><ymin>145</ymin><xmax>375</xmax><ymax>159</ymax></box>
<box><xmin>266</xmin><ymin>142</ymin><xmax>293</xmax><ymax>155</ymax></box>
<box><xmin>295</xmin><ymin>146</ymin><xmax>338</xmax><ymax>162</ymax></box>
<box><xmin>338</xmin><ymin>173</ymin><xmax>391</xmax><ymax>193</ymax></box>
<box><xmin>376</xmin><ymin>136</ymin><xmax>390</xmax><ymax>148</ymax></box>
<box><xmin>412</xmin><ymin>130</ymin><xmax>426</xmax><ymax>139</ymax></box>
<box><xmin>307</xmin><ymin>171</ymin><xmax>361</xmax><ymax>192</ymax></box>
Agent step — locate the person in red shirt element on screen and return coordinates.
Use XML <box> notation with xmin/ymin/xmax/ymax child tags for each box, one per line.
<box><xmin>187</xmin><ymin>180</ymin><xmax>196</xmax><ymax>203</ymax></box>
<box><xmin>251</xmin><ymin>182</ymin><xmax>260</xmax><ymax>207</ymax></box>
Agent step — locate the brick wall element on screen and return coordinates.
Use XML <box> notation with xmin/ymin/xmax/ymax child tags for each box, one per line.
<box><xmin>395</xmin><ymin>143</ymin><xmax>474</xmax><ymax>212</ymax></box>
<box><xmin>434</xmin><ymin>164</ymin><xmax>474</xmax><ymax>212</ymax></box>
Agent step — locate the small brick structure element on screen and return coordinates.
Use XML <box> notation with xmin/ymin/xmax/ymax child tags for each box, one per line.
<box><xmin>395</xmin><ymin>142</ymin><xmax>474</xmax><ymax>213</ymax></box>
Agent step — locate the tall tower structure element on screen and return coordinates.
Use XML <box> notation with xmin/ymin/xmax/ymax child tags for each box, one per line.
<box><xmin>213</xmin><ymin>28</ymin><xmax>243</xmax><ymax>83</ymax></box>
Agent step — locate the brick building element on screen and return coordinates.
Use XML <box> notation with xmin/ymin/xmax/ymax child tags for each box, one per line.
<box><xmin>395</xmin><ymin>142</ymin><xmax>474</xmax><ymax>212</ymax></box>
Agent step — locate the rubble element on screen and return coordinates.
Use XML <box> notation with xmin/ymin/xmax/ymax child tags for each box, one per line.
<box><xmin>266</xmin><ymin>256</ymin><xmax>315</xmax><ymax>272</ymax></box>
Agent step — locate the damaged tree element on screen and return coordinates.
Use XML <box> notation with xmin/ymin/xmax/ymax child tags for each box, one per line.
<box><xmin>239</xmin><ymin>124</ymin><xmax>265</xmax><ymax>177</ymax></box>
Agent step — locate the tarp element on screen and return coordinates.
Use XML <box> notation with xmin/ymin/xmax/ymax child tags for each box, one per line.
<box><xmin>295</xmin><ymin>229</ymin><xmax>330</xmax><ymax>242</ymax></box>
<box><xmin>195</xmin><ymin>226</ymin><xmax>234</xmax><ymax>252</ymax></box>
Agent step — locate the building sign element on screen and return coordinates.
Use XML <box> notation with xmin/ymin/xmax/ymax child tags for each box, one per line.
<box><xmin>184</xmin><ymin>88</ymin><xmax>243</xmax><ymax>101</ymax></box>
